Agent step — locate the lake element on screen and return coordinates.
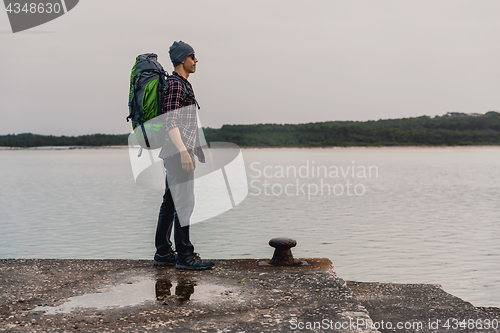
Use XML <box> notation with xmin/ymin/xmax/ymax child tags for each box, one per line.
<box><xmin>0</xmin><ymin>146</ymin><xmax>499</xmax><ymax>307</ymax></box>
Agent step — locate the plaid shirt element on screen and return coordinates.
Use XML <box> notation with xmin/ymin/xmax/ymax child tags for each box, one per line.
<box><xmin>160</xmin><ymin>72</ymin><xmax>205</xmax><ymax>162</ymax></box>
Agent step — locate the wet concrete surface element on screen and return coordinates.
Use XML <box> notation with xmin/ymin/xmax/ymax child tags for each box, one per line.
<box><xmin>0</xmin><ymin>259</ymin><xmax>498</xmax><ymax>332</ymax></box>
<box><xmin>348</xmin><ymin>281</ymin><xmax>500</xmax><ymax>333</ymax></box>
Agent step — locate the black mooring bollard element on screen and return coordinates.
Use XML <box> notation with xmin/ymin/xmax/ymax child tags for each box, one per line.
<box><xmin>257</xmin><ymin>237</ymin><xmax>308</xmax><ymax>267</ymax></box>
<box><xmin>269</xmin><ymin>237</ymin><xmax>297</xmax><ymax>265</ymax></box>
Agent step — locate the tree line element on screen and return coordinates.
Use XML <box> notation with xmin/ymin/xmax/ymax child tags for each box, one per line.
<box><xmin>0</xmin><ymin>133</ymin><xmax>129</xmax><ymax>147</ymax></box>
<box><xmin>1</xmin><ymin>112</ymin><xmax>499</xmax><ymax>148</ymax></box>
<box><xmin>204</xmin><ymin>111</ymin><xmax>500</xmax><ymax>147</ymax></box>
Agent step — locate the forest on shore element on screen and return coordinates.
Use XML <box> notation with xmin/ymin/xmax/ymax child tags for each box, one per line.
<box><xmin>1</xmin><ymin>112</ymin><xmax>499</xmax><ymax>148</ymax></box>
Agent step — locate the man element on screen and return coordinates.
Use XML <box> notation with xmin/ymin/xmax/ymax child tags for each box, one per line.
<box><xmin>153</xmin><ymin>41</ymin><xmax>214</xmax><ymax>270</ymax></box>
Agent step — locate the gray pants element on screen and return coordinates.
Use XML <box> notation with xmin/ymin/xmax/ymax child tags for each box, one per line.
<box><xmin>155</xmin><ymin>152</ymin><xmax>195</xmax><ymax>257</ymax></box>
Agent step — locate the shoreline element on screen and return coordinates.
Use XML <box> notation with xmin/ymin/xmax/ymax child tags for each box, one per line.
<box><xmin>1</xmin><ymin>145</ymin><xmax>499</xmax><ymax>151</ymax></box>
<box><xmin>0</xmin><ymin>145</ymin><xmax>129</xmax><ymax>150</ymax></box>
<box><xmin>240</xmin><ymin>145</ymin><xmax>500</xmax><ymax>150</ymax></box>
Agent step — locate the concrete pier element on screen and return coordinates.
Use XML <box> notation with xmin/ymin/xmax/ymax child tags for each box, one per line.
<box><xmin>1</xmin><ymin>259</ymin><xmax>499</xmax><ymax>332</ymax></box>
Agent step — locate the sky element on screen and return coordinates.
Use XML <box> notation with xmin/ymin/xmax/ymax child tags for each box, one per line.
<box><xmin>1</xmin><ymin>0</ymin><xmax>499</xmax><ymax>136</ymax></box>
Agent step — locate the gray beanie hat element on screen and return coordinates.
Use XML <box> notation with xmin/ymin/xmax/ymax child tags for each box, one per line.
<box><xmin>169</xmin><ymin>41</ymin><xmax>195</xmax><ymax>67</ymax></box>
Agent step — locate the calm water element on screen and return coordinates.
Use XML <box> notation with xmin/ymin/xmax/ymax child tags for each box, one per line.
<box><xmin>0</xmin><ymin>147</ymin><xmax>499</xmax><ymax>307</ymax></box>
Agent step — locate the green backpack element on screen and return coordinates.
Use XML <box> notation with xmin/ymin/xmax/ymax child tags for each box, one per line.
<box><xmin>127</xmin><ymin>53</ymin><xmax>198</xmax><ymax>152</ymax></box>
<box><xmin>127</xmin><ymin>53</ymin><xmax>167</xmax><ymax>150</ymax></box>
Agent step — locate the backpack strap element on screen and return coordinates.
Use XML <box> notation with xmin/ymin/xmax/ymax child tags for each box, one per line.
<box><xmin>126</xmin><ymin>71</ymin><xmax>143</xmax><ymax>122</ymax></box>
<box><xmin>127</xmin><ymin>69</ymin><xmax>155</xmax><ymax>149</ymax></box>
<box><xmin>166</xmin><ymin>75</ymin><xmax>201</xmax><ymax>110</ymax></box>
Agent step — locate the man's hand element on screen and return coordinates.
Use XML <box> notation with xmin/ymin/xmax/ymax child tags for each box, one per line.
<box><xmin>180</xmin><ymin>150</ymin><xmax>195</xmax><ymax>173</ymax></box>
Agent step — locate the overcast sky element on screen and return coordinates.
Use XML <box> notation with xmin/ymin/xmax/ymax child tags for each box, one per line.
<box><xmin>1</xmin><ymin>0</ymin><xmax>499</xmax><ymax>136</ymax></box>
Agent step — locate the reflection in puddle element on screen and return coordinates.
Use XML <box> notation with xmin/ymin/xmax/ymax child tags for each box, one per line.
<box><xmin>156</xmin><ymin>276</ymin><xmax>195</xmax><ymax>303</ymax></box>
<box><xmin>154</xmin><ymin>276</ymin><xmax>230</xmax><ymax>304</ymax></box>
<box><xmin>32</xmin><ymin>275</ymin><xmax>233</xmax><ymax>315</ymax></box>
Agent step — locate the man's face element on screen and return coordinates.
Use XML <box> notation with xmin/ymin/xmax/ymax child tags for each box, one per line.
<box><xmin>182</xmin><ymin>54</ymin><xmax>198</xmax><ymax>74</ymax></box>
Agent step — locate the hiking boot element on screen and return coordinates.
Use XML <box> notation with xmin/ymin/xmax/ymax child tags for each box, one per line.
<box><xmin>153</xmin><ymin>251</ymin><xmax>177</xmax><ymax>266</ymax></box>
<box><xmin>175</xmin><ymin>253</ymin><xmax>215</xmax><ymax>270</ymax></box>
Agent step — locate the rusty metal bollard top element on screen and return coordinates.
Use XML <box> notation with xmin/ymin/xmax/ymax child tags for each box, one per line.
<box><xmin>269</xmin><ymin>238</ymin><xmax>297</xmax><ymax>250</ymax></box>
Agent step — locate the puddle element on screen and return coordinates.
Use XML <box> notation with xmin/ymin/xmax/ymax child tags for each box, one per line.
<box><xmin>32</xmin><ymin>277</ymin><xmax>234</xmax><ymax>315</ymax></box>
